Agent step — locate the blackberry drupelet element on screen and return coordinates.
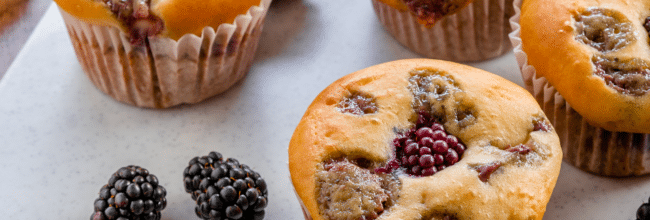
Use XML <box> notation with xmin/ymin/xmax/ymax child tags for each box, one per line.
<box><xmin>183</xmin><ymin>152</ymin><xmax>268</xmax><ymax>220</ymax></box>
<box><xmin>91</xmin><ymin>165</ymin><xmax>167</xmax><ymax>220</ymax></box>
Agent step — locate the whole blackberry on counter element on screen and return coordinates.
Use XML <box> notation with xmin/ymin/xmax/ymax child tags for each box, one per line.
<box><xmin>91</xmin><ymin>165</ymin><xmax>167</xmax><ymax>220</ymax></box>
<box><xmin>638</xmin><ymin>198</ymin><xmax>650</xmax><ymax>220</ymax></box>
<box><xmin>183</xmin><ymin>152</ymin><xmax>268</xmax><ymax>220</ymax></box>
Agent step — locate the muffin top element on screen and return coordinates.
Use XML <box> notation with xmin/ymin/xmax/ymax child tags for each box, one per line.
<box><xmin>289</xmin><ymin>59</ymin><xmax>562</xmax><ymax>220</ymax></box>
<box><xmin>377</xmin><ymin>0</ymin><xmax>473</xmax><ymax>25</ymax></box>
<box><xmin>521</xmin><ymin>0</ymin><xmax>650</xmax><ymax>133</ymax></box>
<box><xmin>55</xmin><ymin>0</ymin><xmax>264</xmax><ymax>42</ymax></box>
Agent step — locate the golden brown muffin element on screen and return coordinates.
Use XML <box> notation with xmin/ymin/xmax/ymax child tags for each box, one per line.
<box><xmin>518</xmin><ymin>0</ymin><xmax>650</xmax><ymax>176</ymax></box>
<box><xmin>521</xmin><ymin>0</ymin><xmax>650</xmax><ymax>133</ymax></box>
<box><xmin>371</xmin><ymin>0</ymin><xmax>515</xmax><ymax>62</ymax></box>
<box><xmin>56</xmin><ymin>0</ymin><xmax>262</xmax><ymax>41</ymax></box>
<box><xmin>289</xmin><ymin>59</ymin><xmax>562</xmax><ymax>220</ymax></box>
<box><xmin>54</xmin><ymin>0</ymin><xmax>271</xmax><ymax>108</ymax></box>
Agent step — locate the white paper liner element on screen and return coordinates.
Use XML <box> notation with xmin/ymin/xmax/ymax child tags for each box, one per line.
<box><xmin>293</xmin><ymin>183</ymin><xmax>313</xmax><ymax>220</ymax></box>
<box><xmin>508</xmin><ymin>0</ymin><xmax>650</xmax><ymax>176</ymax></box>
<box><xmin>58</xmin><ymin>0</ymin><xmax>271</xmax><ymax>108</ymax></box>
<box><xmin>372</xmin><ymin>0</ymin><xmax>515</xmax><ymax>62</ymax></box>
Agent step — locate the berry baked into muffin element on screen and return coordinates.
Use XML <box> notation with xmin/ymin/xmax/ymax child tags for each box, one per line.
<box><xmin>288</xmin><ymin>59</ymin><xmax>562</xmax><ymax>220</ymax></box>
<box><xmin>54</xmin><ymin>0</ymin><xmax>271</xmax><ymax>108</ymax></box>
<box><xmin>518</xmin><ymin>0</ymin><xmax>650</xmax><ymax>176</ymax></box>
<box><xmin>371</xmin><ymin>0</ymin><xmax>516</xmax><ymax>62</ymax></box>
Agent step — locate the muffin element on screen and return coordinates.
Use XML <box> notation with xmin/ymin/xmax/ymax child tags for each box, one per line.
<box><xmin>371</xmin><ymin>0</ymin><xmax>516</xmax><ymax>62</ymax></box>
<box><xmin>288</xmin><ymin>59</ymin><xmax>562</xmax><ymax>220</ymax></box>
<box><xmin>515</xmin><ymin>0</ymin><xmax>650</xmax><ymax>176</ymax></box>
<box><xmin>54</xmin><ymin>0</ymin><xmax>272</xmax><ymax>108</ymax></box>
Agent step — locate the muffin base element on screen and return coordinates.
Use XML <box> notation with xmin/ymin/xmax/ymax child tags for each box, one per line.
<box><xmin>509</xmin><ymin>0</ymin><xmax>650</xmax><ymax>176</ymax></box>
<box><xmin>58</xmin><ymin>0</ymin><xmax>270</xmax><ymax>108</ymax></box>
<box><xmin>371</xmin><ymin>0</ymin><xmax>515</xmax><ymax>62</ymax></box>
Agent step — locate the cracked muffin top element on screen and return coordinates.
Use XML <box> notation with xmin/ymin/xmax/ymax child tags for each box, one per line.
<box><xmin>377</xmin><ymin>0</ymin><xmax>473</xmax><ymax>25</ymax></box>
<box><xmin>521</xmin><ymin>0</ymin><xmax>650</xmax><ymax>133</ymax></box>
<box><xmin>288</xmin><ymin>59</ymin><xmax>562</xmax><ymax>220</ymax></box>
<box><xmin>54</xmin><ymin>0</ymin><xmax>263</xmax><ymax>42</ymax></box>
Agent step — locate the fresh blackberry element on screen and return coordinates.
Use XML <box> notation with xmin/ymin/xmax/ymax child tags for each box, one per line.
<box><xmin>638</xmin><ymin>198</ymin><xmax>650</xmax><ymax>220</ymax></box>
<box><xmin>183</xmin><ymin>152</ymin><xmax>268</xmax><ymax>220</ymax></box>
<box><xmin>91</xmin><ymin>165</ymin><xmax>167</xmax><ymax>220</ymax></box>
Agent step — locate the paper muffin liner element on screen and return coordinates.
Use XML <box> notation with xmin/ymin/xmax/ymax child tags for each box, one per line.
<box><xmin>294</xmin><ymin>185</ymin><xmax>313</xmax><ymax>220</ymax></box>
<box><xmin>371</xmin><ymin>0</ymin><xmax>515</xmax><ymax>62</ymax></box>
<box><xmin>58</xmin><ymin>0</ymin><xmax>271</xmax><ymax>108</ymax></box>
<box><xmin>508</xmin><ymin>0</ymin><xmax>650</xmax><ymax>176</ymax></box>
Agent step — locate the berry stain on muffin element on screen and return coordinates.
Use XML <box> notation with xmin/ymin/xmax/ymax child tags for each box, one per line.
<box><xmin>472</xmin><ymin>162</ymin><xmax>502</xmax><ymax>183</ymax></box>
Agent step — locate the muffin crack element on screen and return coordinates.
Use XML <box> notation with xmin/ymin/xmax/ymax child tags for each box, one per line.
<box><xmin>99</xmin><ymin>0</ymin><xmax>165</xmax><ymax>45</ymax></box>
<box><xmin>337</xmin><ymin>91</ymin><xmax>379</xmax><ymax>115</ymax></box>
<box><xmin>573</xmin><ymin>7</ymin><xmax>634</xmax><ymax>53</ymax></box>
<box><xmin>592</xmin><ymin>55</ymin><xmax>650</xmax><ymax>96</ymax></box>
<box><xmin>315</xmin><ymin>159</ymin><xmax>400</xmax><ymax>220</ymax></box>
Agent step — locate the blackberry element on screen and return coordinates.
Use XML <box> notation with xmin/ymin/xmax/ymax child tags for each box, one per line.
<box><xmin>375</xmin><ymin>111</ymin><xmax>466</xmax><ymax>177</ymax></box>
<box><xmin>91</xmin><ymin>165</ymin><xmax>167</xmax><ymax>220</ymax></box>
<box><xmin>183</xmin><ymin>152</ymin><xmax>268</xmax><ymax>220</ymax></box>
<box><xmin>638</xmin><ymin>198</ymin><xmax>650</xmax><ymax>220</ymax></box>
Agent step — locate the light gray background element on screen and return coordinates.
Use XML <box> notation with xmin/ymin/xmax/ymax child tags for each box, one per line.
<box><xmin>1</xmin><ymin>1</ymin><xmax>648</xmax><ymax>219</ymax></box>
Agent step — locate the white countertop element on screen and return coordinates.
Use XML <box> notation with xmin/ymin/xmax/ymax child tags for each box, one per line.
<box><xmin>1</xmin><ymin>1</ymin><xmax>649</xmax><ymax>219</ymax></box>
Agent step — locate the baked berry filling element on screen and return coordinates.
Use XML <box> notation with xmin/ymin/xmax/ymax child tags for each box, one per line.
<box><xmin>408</xmin><ymin>69</ymin><xmax>460</xmax><ymax>112</ymax></box>
<box><xmin>337</xmin><ymin>92</ymin><xmax>378</xmax><ymax>115</ymax></box>
<box><xmin>375</xmin><ymin>111</ymin><xmax>466</xmax><ymax>177</ymax></box>
<box><xmin>401</xmin><ymin>0</ymin><xmax>470</xmax><ymax>25</ymax></box>
<box><xmin>315</xmin><ymin>159</ymin><xmax>400</xmax><ymax>220</ymax></box>
<box><xmin>473</xmin><ymin>162</ymin><xmax>502</xmax><ymax>182</ymax></box>
<box><xmin>408</xmin><ymin>69</ymin><xmax>478</xmax><ymax>131</ymax></box>
<box><xmin>472</xmin><ymin>141</ymin><xmax>547</xmax><ymax>182</ymax></box>
<box><xmin>533</xmin><ymin>118</ymin><xmax>552</xmax><ymax>132</ymax></box>
<box><xmin>99</xmin><ymin>0</ymin><xmax>164</xmax><ymax>45</ymax></box>
<box><xmin>454</xmin><ymin>106</ymin><xmax>476</xmax><ymax>130</ymax></box>
<box><xmin>423</xmin><ymin>213</ymin><xmax>459</xmax><ymax>220</ymax></box>
<box><xmin>593</xmin><ymin>55</ymin><xmax>650</xmax><ymax>96</ymax></box>
<box><xmin>506</xmin><ymin>144</ymin><xmax>533</xmax><ymax>155</ymax></box>
<box><xmin>574</xmin><ymin>8</ymin><xmax>634</xmax><ymax>52</ymax></box>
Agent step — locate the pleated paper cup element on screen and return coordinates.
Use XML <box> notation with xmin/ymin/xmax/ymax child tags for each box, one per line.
<box><xmin>58</xmin><ymin>0</ymin><xmax>271</xmax><ymax>108</ymax></box>
<box><xmin>294</xmin><ymin>187</ymin><xmax>313</xmax><ymax>220</ymax></box>
<box><xmin>371</xmin><ymin>0</ymin><xmax>515</xmax><ymax>62</ymax></box>
<box><xmin>509</xmin><ymin>0</ymin><xmax>650</xmax><ymax>176</ymax></box>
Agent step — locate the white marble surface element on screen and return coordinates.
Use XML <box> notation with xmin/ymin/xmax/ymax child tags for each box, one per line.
<box><xmin>1</xmin><ymin>1</ymin><xmax>649</xmax><ymax>219</ymax></box>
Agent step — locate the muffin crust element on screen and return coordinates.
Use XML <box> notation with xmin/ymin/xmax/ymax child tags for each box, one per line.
<box><xmin>55</xmin><ymin>0</ymin><xmax>263</xmax><ymax>40</ymax></box>
<box><xmin>520</xmin><ymin>0</ymin><xmax>650</xmax><ymax>133</ymax></box>
<box><xmin>289</xmin><ymin>59</ymin><xmax>562</xmax><ymax>220</ymax></box>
